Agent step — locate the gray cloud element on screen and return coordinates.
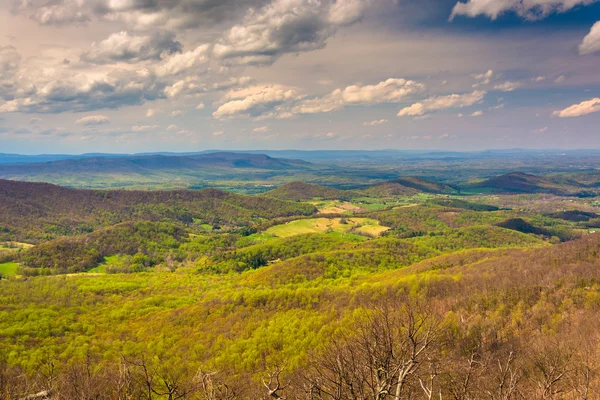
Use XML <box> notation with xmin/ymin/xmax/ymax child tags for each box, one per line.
<box><xmin>81</xmin><ymin>31</ymin><xmax>182</xmax><ymax>64</ymax></box>
<box><xmin>450</xmin><ymin>0</ymin><xmax>599</xmax><ymax>21</ymax></box>
<box><xmin>0</xmin><ymin>46</ymin><xmax>21</xmax><ymax>100</ymax></box>
<box><xmin>13</xmin><ymin>0</ymin><xmax>269</xmax><ymax>28</ymax></box>
<box><xmin>213</xmin><ymin>0</ymin><xmax>368</xmax><ymax>65</ymax></box>
<box><xmin>0</xmin><ymin>69</ymin><xmax>166</xmax><ymax>114</ymax></box>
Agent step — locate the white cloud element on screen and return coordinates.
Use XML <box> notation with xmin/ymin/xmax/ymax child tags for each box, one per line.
<box><xmin>213</xmin><ymin>84</ymin><xmax>303</xmax><ymax>119</ymax></box>
<box><xmin>363</xmin><ymin>119</ymin><xmax>388</xmax><ymax>126</ymax></box>
<box><xmin>532</xmin><ymin>76</ymin><xmax>546</xmax><ymax>82</ymax></box>
<box><xmin>167</xmin><ymin>124</ymin><xmax>178</xmax><ymax>132</ymax></box>
<box><xmin>553</xmin><ymin>98</ymin><xmax>600</xmax><ymax>117</ymax></box>
<box><xmin>579</xmin><ymin>21</ymin><xmax>600</xmax><ymax>55</ymax></box>
<box><xmin>531</xmin><ymin>127</ymin><xmax>548</xmax><ymax>134</ymax></box>
<box><xmin>212</xmin><ymin>76</ymin><xmax>254</xmax><ymax>91</ymax></box>
<box><xmin>450</xmin><ymin>0</ymin><xmax>599</xmax><ymax>21</ymax></box>
<box><xmin>555</xmin><ymin>75</ymin><xmax>566</xmax><ymax>83</ymax></box>
<box><xmin>76</xmin><ymin>115</ymin><xmax>110</xmax><ymax>126</ymax></box>
<box><xmin>471</xmin><ymin>110</ymin><xmax>483</xmax><ymax>117</ymax></box>
<box><xmin>132</xmin><ymin>125</ymin><xmax>159</xmax><ymax>131</ymax></box>
<box><xmin>81</xmin><ymin>31</ymin><xmax>182</xmax><ymax>64</ymax></box>
<box><xmin>294</xmin><ymin>78</ymin><xmax>424</xmax><ymax>114</ymax></box>
<box><xmin>170</xmin><ymin>110</ymin><xmax>184</xmax><ymax>116</ymax></box>
<box><xmin>164</xmin><ymin>78</ymin><xmax>206</xmax><ymax>98</ymax></box>
<box><xmin>196</xmin><ymin>102</ymin><xmax>206</xmax><ymax>110</ymax></box>
<box><xmin>155</xmin><ymin>44</ymin><xmax>210</xmax><ymax>77</ymax></box>
<box><xmin>326</xmin><ymin>131</ymin><xmax>336</xmax><ymax>138</ymax></box>
<box><xmin>213</xmin><ymin>130</ymin><xmax>225</xmax><ymax>136</ymax></box>
<box><xmin>474</xmin><ymin>69</ymin><xmax>494</xmax><ymax>86</ymax></box>
<box><xmin>398</xmin><ymin>90</ymin><xmax>486</xmax><ymax>117</ymax></box>
<box><xmin>493</xmin><ymin>81</ymin><xmax>521</xmax><ymax>92</ymax></box>
<box><xmin>146</xmin><ymin>109</ymin><xmax>156</xmax><ymax>117</ymax></box>
<box><xmin>253</xmin><ymin>125</ymin><xmax>269</xmax><ymax>132</ymax></box>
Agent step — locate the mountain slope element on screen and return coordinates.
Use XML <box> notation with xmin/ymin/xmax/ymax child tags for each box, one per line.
<box><xmin>263</xmin><ymin>182</ymin><xmax>354</xmax><ymax>201</ymax></box>
<box><xmin>468</xmin><ymin>172</ymin><xmax>594</xmax><ymax>196</ymax></box>
<box><xmin>0</xmin><ymin>179</ymin><xmax>316</xmax><ymax>242</ymax></box>
<box><xmin>362</xmin><ymin>176</ymin><xmax>458</xmax><ymax>196</ymax></box>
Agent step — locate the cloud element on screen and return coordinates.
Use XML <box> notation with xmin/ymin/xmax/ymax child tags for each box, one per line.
<box><xmin>0</xmin><ymin>46</ymin><xmax>21</xmax><ymax>99</ymax></box>
<box><xmin>213</xmin><ymin>130</ymin><xmax>225</xmax><ymax>136</ymax></box>
<box><xmin>170</xmin><ymin>110</ymin><xmax>184</xmax><ymax>117</ymax></box>
<box><xmin>326</xmin><ymin>132</ymin><xmax>336</xmax><ymax>138</ymax></box>
<box><xmin>450</xmin><ymin>0</ymin><xmax>599</xmax><ymax>21</ymax></box>
<box><xmin>363</xmin><ymin>119</ymin><xmax>388</xmax><ymax>126</ymax></box>
<box><xmin>81</xmin><ymin>31</ymin><xmax>182</xmax><ymax>64</ymax></box>
<box><xmin>167</xmin><ymin>124</ymin><xmax>178</xmax><ymax>132</ymax></box>
<box><xmin>21</xmin><ymin>0</ymin><xmax>91</xmax><ymax>26</ymax></box>
<box><xmin>29</xmin><ymin>117</ymin><xmax>43</xmax><ymax>125</ymax></box>
<box><xmin>294</xmin><ymin>78</ymin><xmax>424</xmax><ymax>114</ymax></box>
<box><xmin>76</xmin><ymin>115</ymin><xmax>110</xmax><ymax>126</ymax></box>
<box><xmin>213</xmin><ymin>84</ymin><xmax>303</xmax><ymax>119</ymax></box>
<box><xmin>532</xmin><ymin>76</ymin><xmax>546</xmax><ymax>82</ymax></box>
<box><xmin>555</xmin><ymin>75</ymin><xmax>566</xmax><ymax>83</ymax></box>
<box><xmin>13</xmin><ymin>0</ymin><xmax>271</xmax><ymax>29</ymax></box>
<box><xmin>253</xmin><ymin>125</ymin><xmax>269</xmax><ymax>132</ymax></box>
<box><xmin>493</xmin><ymin>81</ymin><xmax>521</xmax><ymax>92</ymax></box>
<box><xmin>471</xmin><ymin>110</ymin><xmax>483</xmax><ymax>117</ymax></box>
<box><xmin>132</xmin><ymin>125</ymin><xmax>159</xmax><ymax>131</ymax></box>
<box><xmin>531</xmin><ymin>127</ymin><xmax>548</xmax><ymax>134</ymax></box>
<box><xmin>212</xmin><ymin>76</ymin><xmax>255</xmax><ymax>91</ymax></box>
<box><xmin>0</xmin><ymin>68</ymin><xmax>166</xmax><ymax>114</ymax></box>
<box><xmin>553</xmin><ymin>98</ymin><xmax>600</xmax><ymax>117</ymax></box>
<box><xmin>474</xmin><ymin>69</ymin><xmax>494</xmax><ymax>86</ymax></box>
<box><xmin>398</xmin><ymin>90</ymin><xmax>486</xmax><ymax>117</ymax></box>
<box><xmin>154</xmin><ymin>44</ymin><xmax>210</xmax><ymax>77</ymax></box>
<box><xmin>146</xmin><ymin>109</ymin><xmax>156</xmax><ymax>117</ymax></box>
<box><xmin>164</xmin><ymin>78</ymin><xmax>207</xmax><ymax>98</ymax></box>
<box><xmin>579</xmin><ymin>21</ymin><xmax>600</xmax><ymax>55</ymax></box>
<box><xmin>213</xmin><ymin>0</ymin><xmax>368</xmax><ymax>65</ymax></box>
<box><xmin>196</xmin><ymin>102</ymin><xmax>205</xmax><ymax>110</ymax></box>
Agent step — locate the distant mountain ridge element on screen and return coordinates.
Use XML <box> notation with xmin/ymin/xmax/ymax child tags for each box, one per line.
<box><xmin>0</xmin><ymin>152</ymin><xmax>311</xmax><ymax>176</ymax></box>
<box><xmin>468</xmin><ymin>172</ymin><xmax>596</xmax><ymax>196</ymax></box>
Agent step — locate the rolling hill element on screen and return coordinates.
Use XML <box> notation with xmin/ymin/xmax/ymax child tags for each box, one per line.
<box><xmin>362</xmin><ymin>176</ymin><xmax>458</xmax><ymax>196</ymax></box>
<box><xmin>466</xmin><ymin>172</ymin><xmax>595</xmax><ymax>196</ymax></box>
<box><xmin>263</xmin><ymin>182</ymin><xmax>354</xmax><ymax>201</ymax></box>
<box><xmin>0</xmin><ymin>179</ymin><xmax>317</xmax><ymax>242</ymax></box>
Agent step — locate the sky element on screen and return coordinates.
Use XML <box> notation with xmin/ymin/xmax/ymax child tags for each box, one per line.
<box><xmin>0</xmin><ymin>0</ymin><xmax>599</xmax><ymax>154</ymax></box>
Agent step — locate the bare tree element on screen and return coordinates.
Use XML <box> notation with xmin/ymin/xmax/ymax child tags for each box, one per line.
<box><xmin>263</xmin><ymin>366</ymin><xmax>289</xmax><ymax>399</ymax></box>
<box><xmin>306</xmin><ymin>298</ymin><xmax>439</xmax><ymax>399</ymax></box>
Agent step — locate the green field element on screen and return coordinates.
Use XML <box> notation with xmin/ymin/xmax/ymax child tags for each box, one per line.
<box><xmin>0</xmin><ymin>262</ymin><xmax>19</xmax><ymax>276</ymax></box>
<box><xmin>265</xmin><ymin>217</ymin><xmax>390</xmax><ymax>238</ymax></box>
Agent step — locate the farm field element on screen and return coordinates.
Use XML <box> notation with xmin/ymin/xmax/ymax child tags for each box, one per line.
<box><xmin>264</xmin><ymin>217</ymin><xmax>390</xmax><ymax>238</ymax></box>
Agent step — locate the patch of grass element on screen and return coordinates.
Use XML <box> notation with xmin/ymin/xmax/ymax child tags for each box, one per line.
<box><xmin>0</xmin><ymin>262</ymin><xmax>19</xmax><ymax>276</ymax></box>
<box><xmin>265</xmin><ymin>217</ymin><xmax>390</xmax><ymax>238</ymax></box>
<box><xmin>0</xmin><ymin>242</ymin><xmax>33</xmax><ymax>252</ymax></box>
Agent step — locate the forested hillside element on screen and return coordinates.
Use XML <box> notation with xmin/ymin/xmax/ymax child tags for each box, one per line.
<box><xmin>2</xmin><ymin>177</ymin><xmax>600</xmax><ymax>399</ymax></box>
<box><xmin>0</xmin><ymin>179</ymin><xmax>316</xmax><ymax>242</ymax></box>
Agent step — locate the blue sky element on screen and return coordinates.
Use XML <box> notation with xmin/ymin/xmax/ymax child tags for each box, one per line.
<box><xmin>0</xmin><ymin>0</ymin><xmax>599</xmax><ymax>154</ymax></box>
